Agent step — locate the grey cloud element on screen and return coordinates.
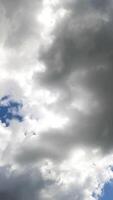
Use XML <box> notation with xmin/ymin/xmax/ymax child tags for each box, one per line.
<box><xmin>57</xmin><ymin>185</ymin><xmax>85</xmax><ymax>200</ymax></box>
<box><xmin>1</xmin><ymin>0</ymin><xmax>40</xmax><ymax>18</ymax></box>
<box><xmin>91</xmin><ymin>0</ymin><xmax>111</xmax><ymax>10</ymax></box>
<box><xmin>15</xmin><ymin>86</ymin><xmax>113</xmax><ymax>164</ymax></box>
<box><xmin>0</xmin><ymin>0</ymin><xmax>42</xmax><ymax>48</ymax></box>
<box><xmin>38</xmin><ymin>14</ymin><xmax>113</xmax><ymax>88</ymax></box>
<box><xmin>15</xmin><ymin>139</ymin><xmax>63</xmax><ymax>165</ymax></box>
<box><xmin>0</xmin><ymin>165</ymin><xmax>87</xmax><ymax>200</ymax></box>
<box><xmin>0</xmin><ymin>165</ymin><xmax>52</xmax><ymax>200</ymax></box>
<box><xmin>62</xmin><ymin>0</ymin><xmax>112</xmax><ymax>12</ymax></box>
<box><xmin>32</xmin><ymin>0</ymin><xmax>113</xmax><ymax>162</ymax></box>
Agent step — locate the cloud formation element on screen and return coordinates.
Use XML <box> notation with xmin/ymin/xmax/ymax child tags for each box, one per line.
<box><xmin>0</xmin><ymin>0</ymin><xmax>113</xmax><ymax>199</ymax></box>
<box><xmin>0</xmin><ymin>165</ymin><xmax>52</xmax><ymax>200</ymax></box>
<box><xmin>32</xmin><ymin>0</ymin><xmax>113</xmax><ymax>160</ymax></box>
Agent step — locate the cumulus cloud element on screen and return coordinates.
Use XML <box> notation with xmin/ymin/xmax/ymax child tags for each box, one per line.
<box><xmin>32</xmin><ymin>0</ymin><xmax>113</xmax><ymax>160</ymax></box>
<box><xmin>0</xmin><ymin>0</ymin><xmax>113</xmax><ymax>199</ymax></box>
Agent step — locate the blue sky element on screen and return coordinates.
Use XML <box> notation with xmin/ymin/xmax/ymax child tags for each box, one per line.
<box><xmin>0</xmin><ymin>95</ymin><xmax>23</xmax><ymax>127</ymax></box>
<box><xmin>99</xmin><ymin>180</ymin><xmax>113</xmax><ymax>200</ymax></box>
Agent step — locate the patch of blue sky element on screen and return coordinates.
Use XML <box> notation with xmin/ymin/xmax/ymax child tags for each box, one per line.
<box><xmin>0</xmin><ymin>95</ymin><xmax>23</xmax><ymax>127</ymax></box>
<box><xmin>92</xmin><ymin>178</ymin><xmax>113</xmax><ymax>200</ymax></box>
<box><xmin>98</xmin><ymin>179</ymin><xmax>113</xmax><ymax>200</ymax></box>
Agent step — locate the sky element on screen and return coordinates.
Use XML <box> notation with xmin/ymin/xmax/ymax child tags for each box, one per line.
<box><xmin>0</xmin><ymin>0</ymin><xmax>113</xmax><ymax>199</ymax></box>
<box><xmin>98</xmin><ymin>179</ymin><xmax>113</xmax><ymax>200</ymax></box>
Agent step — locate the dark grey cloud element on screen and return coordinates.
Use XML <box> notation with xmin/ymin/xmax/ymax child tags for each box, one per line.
<box><xmin>61</xmin><ymin>0</ymin><xmax>112</xmax><ymax>12</ymax></box>
<box><xmin>0</xmin><ymin>165</ymin><xmax>52</xmax><ymax>200</ymax></box>
<box><xmin>0</xmin><ymin>165</ymin><xmax>88</xmax><ymax>200</ymax></box>
<box><xmin>32</xmin><ymin>0</ymin><xmax>113</xmax><ymax>162</ymax></box>
<box><xmin>91</xmin><ymin>0</ymin><xmax>111</xmax><ymax>10</ymax></box>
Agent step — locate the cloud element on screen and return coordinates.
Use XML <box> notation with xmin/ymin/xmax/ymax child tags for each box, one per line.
<box><xmin>32</xmin><ymin>0</ymin><xmax>113</xmax><ymax>162</ymax></box>
<box><xmin>0</xmin><ymin>0</ymin><xmax>113</xmax><ymax>199</ymax></box>
<box><xmin>0</xmin><ymin>0</ymin><xmax>43</xmax><ymax>73</ymax></box>
<box><xmin>0</xmin><ymin>0</ymin><xmax>42</xmax><ymax>48</ymax></box>
<box><xmin>0</xmin><ymin>165</ymin><xmax>52</xmax><ymax>200</ymax></box>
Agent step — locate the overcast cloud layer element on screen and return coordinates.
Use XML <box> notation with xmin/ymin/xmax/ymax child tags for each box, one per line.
<box><xmin>0</xmin><ymin>0</ymin><xmax>113</xmax><ymax>199</ymax></box>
